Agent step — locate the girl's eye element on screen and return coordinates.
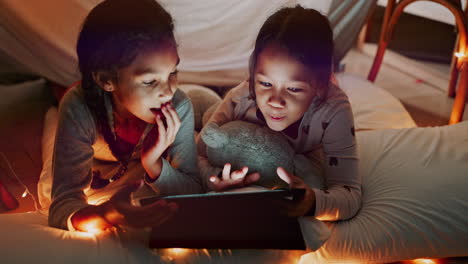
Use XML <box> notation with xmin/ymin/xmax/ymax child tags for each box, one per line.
<box><xmin>259</xmin><ymin>81</ymin><xmax>272</xmax><ymax>87</ymax></box>
<box><xmin>169</xmin><ymin>70</ymin><xmax>178</xmax><ymax>80</ymax></box>
<box><xmin>143</xmin><ymin>80</ymin><xmax>157</xmax><ymax>86</ymax></box>
<box><xmin>287</xmin><ymin>87</ymin><xmax>302</xmax><ymax>93</ymax></box>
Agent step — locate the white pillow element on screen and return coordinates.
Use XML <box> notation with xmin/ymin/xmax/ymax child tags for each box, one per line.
<box><xmin>300</xmin><ymin>121</ymin><xmax>468</xmax><ymax>263</ymax></box>
<box><xmin>336</xmin><ymin>73</ymin><xmax>417</xmax><ymax>130</ymax></box>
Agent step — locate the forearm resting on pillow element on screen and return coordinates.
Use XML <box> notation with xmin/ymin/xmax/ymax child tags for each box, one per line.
<box><xmin>313</xmin><ymin>184</ymin><xmax>361</xmax><ymax>221</ymax></box>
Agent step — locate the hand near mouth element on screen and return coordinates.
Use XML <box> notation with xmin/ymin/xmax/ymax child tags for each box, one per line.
<box><xmin>150</xmin><ymin>103</ymin><xmax>170</xmax><ymax>127</ymax></box>
<box><xmin>141</xmin><ymin>102</ymin><xmax>181</xmax><ymax>180</ymax></box>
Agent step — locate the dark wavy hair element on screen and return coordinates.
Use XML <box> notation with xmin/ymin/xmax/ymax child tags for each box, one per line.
<box><xmin>76</xmin><ymin>0</ymin><xmax>175</xmax><ymax>160</ymax></box>
<box><xmin>248</xmin><ymin>5</ymin><xmax>333</xmax><ymax>107</ymax></box>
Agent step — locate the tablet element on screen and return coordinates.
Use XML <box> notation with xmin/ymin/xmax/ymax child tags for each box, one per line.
<box><xmin>140</xmin><ymin>188</ymin><xmax>306</xmax><ymax>250</ymax></box>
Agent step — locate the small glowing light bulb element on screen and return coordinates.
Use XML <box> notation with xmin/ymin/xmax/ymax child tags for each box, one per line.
<box><xmin>455</xmin><ymin>52</ymin><xmax>465</xmax><ymax>59</ymax></box>
<box><xmin>21</xmin><ymin>189</ymin><xmax>28</xmax><ymax>198</ymax></box>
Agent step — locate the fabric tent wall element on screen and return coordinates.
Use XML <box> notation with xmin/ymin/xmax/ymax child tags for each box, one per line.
<box><xmin>0</xmin><ymin>0</ymin><xmax>330</xmax><ymax>87</ymax></box>
<box><xmin>329</xmin><ymin>0</ymin><xmax>376</xmax><ymax>68</ymax></box>
<box><xmin>0</xmin><ymin>0</ymin><xmax>94</xmax><ymax>85</ymax></box>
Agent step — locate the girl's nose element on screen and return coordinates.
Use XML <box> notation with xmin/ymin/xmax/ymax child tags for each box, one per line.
<box><xmin>267</xmin><ymin>92</ymin><xmax>286</xmax><ymax>108</ymax></box>
<box><xmin>158</xmin><ymin>81</ymin><xmax>174</xmax><ymax>101</ymax></box>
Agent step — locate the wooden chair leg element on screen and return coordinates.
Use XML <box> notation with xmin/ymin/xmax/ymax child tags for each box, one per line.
<box><xmin>449</xmin><ymin>63</ymin><xmax>468</xmax><ymax>124</ymax></box>
<box><xmin>368</xmin><ymin>41</ymin><xmax>388</xmax><ymax>82</ymax></box>
<box><xmin>368</xmin><ymin>0</ymin><xmax>396</xmax><ymax>82</ymax></box>
<box><xmin>368</xmin><ymin>0</ymin><xmax>467</xmax><ymax>123</ymax></box>
<box><xmin>448</xmin><ymin>1</ymin><xmax>465</xmax><ymax>98</ymax></box>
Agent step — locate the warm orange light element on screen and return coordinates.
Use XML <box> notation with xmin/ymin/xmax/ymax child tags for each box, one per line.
<box><xmin>281</xmin><ymin>250</ymin><xmax>306</xmax><ymax>264</ymax></box>
<box><xmin>81</xmin><ymin>219</ymin><xmax>103</xmax><ymax>235</ymax></box>
<box><xmin>165</xmin><ymin>248</ymin><xmax>191</xmax><ymax>257</ymax></box>
<box><xmin>316</xmin><ymin>211</ymin><xmax>340</xmax><ymax>221</ymax></box>
<box><xmin>403</xmin><ymin>259</ymin><xmax>440</xmax><ymax>264</ymax></box>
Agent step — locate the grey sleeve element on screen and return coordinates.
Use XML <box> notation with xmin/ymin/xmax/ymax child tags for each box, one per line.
<box><xmin>195</xmin><ymin>88</ymin><xmax>238</xmax><ymax>190</ymax></box>
<box><xmin>48</xmin><ymin>92</ymin><xmax>96</xmax><ymax>230</ymax></box>
<box><xmin>149</xmin><ymin>99</ymin><xmax>203</xmax><ymax>196</ymax></box>
<box><xmin>313</xmin><ymin>104</ymin><xmax>361</xmax><ymax>221</ymax></box>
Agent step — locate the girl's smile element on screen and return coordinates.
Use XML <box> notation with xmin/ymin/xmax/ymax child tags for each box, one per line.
<box><xmin>269</xmin><ymin>115</ymin><xmax>286</xmax><ymax>121</ymax></box>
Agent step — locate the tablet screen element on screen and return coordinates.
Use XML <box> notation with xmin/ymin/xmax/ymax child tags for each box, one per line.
<box><xmin>140</xmin><ymin>188</ymin><xmax>306</xmax><ymax>250</ymax></box>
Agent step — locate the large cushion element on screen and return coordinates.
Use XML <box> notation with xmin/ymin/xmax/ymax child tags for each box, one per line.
<box><xmin>300</xmin><ymin>121</ymin><xmax>468</xmax><ymax>263</ymax></box>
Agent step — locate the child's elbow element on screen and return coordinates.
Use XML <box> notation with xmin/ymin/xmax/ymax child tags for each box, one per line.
<box><xmin>342</xmin><ymin>189</ymin><xmax>362</xmax><ymax>220</ymax></box>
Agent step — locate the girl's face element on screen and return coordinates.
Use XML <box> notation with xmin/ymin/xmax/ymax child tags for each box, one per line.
<box><xmin>109</xmin><ymin>40</ymin><xmax>179</xmax><ymax>124</ymax></box>
<box><xmin>254</xmin><ymin>43</ymin><xmax>317</xmax><ymax>131</ymax></box>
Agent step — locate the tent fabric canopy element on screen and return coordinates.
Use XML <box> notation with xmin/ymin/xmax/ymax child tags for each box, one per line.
<box><xmin>0</xmin><ymin>0</ymin><xmax>373</xmax><ymax>87</ymax></box>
